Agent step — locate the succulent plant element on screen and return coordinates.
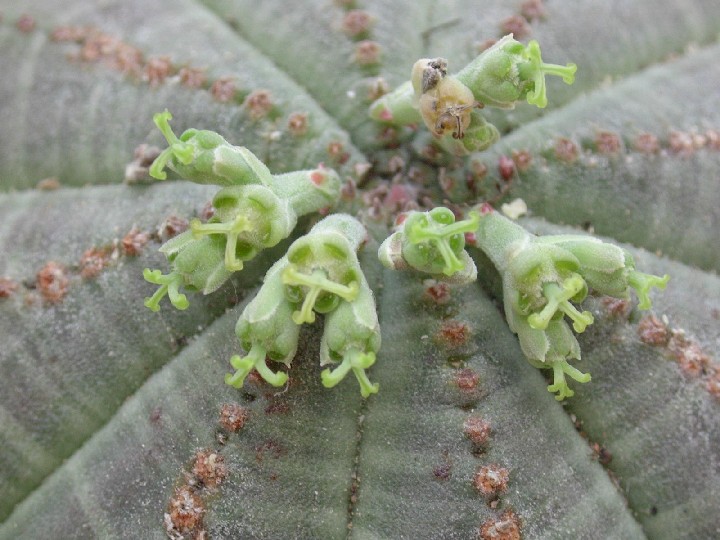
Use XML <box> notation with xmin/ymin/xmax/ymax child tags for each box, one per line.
<box><xmin>1</xmin><ymin>1</ymin><xmax>719</xmax><ymax>539</ymax></box>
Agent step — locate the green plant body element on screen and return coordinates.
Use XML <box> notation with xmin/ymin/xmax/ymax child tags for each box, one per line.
<box><xmin>1</xmin><ymin>1</ymin><xmax>719</xmax><ymax>539</ymax></box>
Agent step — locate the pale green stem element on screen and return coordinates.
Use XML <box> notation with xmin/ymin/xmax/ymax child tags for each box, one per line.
<box><xmin>528</xmin><ymin>274</ymin><xmax>593</xmax><ymax>333</ymax></box>
<box><xmin>225</xmin><ymin>344</ymin><xmax>288</xmax><ymax>388</ymax></box>
<box><xmin>190</xmin><ymin>216</ymin><xmax>253</xmax><ymax>271</ymax></box>
<box><xmin>282</xmin><ymin>266</ymin><xmax>359</xmax><ymax>324</ymax></box>
<box><xmin>628</xmin><ymin>270</ymin><xmax>670</xmax><ymax>310</ymax></box>
<box><xmin>142</xmin><ymin>268</ymin><xmax>189</xmax><ymax>311</ymax></box>
<box><xmin>321</xmin><ymin>350</ymin><xmax>379</xmax><ymax>398</ymax></box>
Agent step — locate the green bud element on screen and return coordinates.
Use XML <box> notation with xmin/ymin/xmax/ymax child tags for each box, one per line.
<box><xmin>368</xmin><ymin>80</ymin><xmax>423</xmax><ymax>125</ymax></box>
<box><xmin>474</xmin><ymin>208</ymin><xmax>667</xmax><ymax>399</ymax></box>
<box><xmin>265</xmin><ymin>166</ymin><xmax>341</xmax><ymax>217</ymax></box>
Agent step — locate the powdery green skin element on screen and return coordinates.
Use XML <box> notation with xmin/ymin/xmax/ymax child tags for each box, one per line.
<box><xmin>378</xmin><ymin>207</ymin><xmax>479</xmax><ymax>284</ymax></box>
<box><xmin>473</xmin><ymin>208</ymin><xmax>668</xmax><ymax>400</ymax></box>
<box><xmin>226</xmin><ymin>214</ymin><xmax>379</xmax><ymax>395</ymax></box>
<box><xmin>368</xmin><ymin>35</ymin><xmax>575</xmax><ymax>156</ymax></box>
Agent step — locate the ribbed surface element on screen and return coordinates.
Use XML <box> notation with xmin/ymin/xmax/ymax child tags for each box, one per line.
<box><xmin>0</xmin><ymin>183</ymin><xmax>282</xmax><ymax>521</ymax></box>
<box><xmin>0</xmin><ymin>0</ymin><xmax>362</xmax><ymax>190</ymax></box>
<box><xmin>0</xmin><ymin>0</ymin><xmax>718</xmax><ymax>537</ymax></box>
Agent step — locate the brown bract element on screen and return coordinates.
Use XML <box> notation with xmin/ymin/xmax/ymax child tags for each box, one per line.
<box><xmin>424</xmin><ymin>280</ymin><xmax>452</xmax><ymax>305</ymax></box>
<box><xmin>244</xmin><ymin>89</ymin><xmax>274</xmax><ymax>120</ymax></box>
<box><xmin>520</xmin><ymin>0</ymin><xmax>546</xmax><ymax>21</ymax></box>
<box><xmin>79</xmin><ymin>247</ymin><xmax>111</xmax><ymax>279</ymax></box>
<box><xmin>479</xmin><ymin>509</ymin><xmax>522</xmax><ymax>540</ymax></box>
<box><xmin>164</xmin><ymin>486</ymin><xmax>205</xmax><ymax>538</ymax></box>
<box><xmin>342</xmin><ymin>10</ymin><xmax>373</xmax><ymax>37</ymax></box>
<box><xmin>554</xmin><ymin>137</ymin><xmax>579</xmax><ymax>163</ymax></box>
<box><xmin>498</xmin><ymin>155</ymin><xmax>515</xmax><ymax>180</ymax></box>
<box><xmin>36</xmin><ymin>177</ymin><xmax>61</xmax><ymax>190</ymax></box>
<box><xmin>637</xmin><ymin>315</ymin><xmax>669</xmax><ymax>346</ymax></box>
<box><xmin>511</xmin><ymin>150</ymin><xmax>532</xmax><ymax>173</ymax></box>
<box><xmin>0</xmin><ymin>278</ymin><xmax>19</xmax><ymax>299</ymax></box>
<box><xmin>668</xmin><ymin>332</ymin><xmax>711</xmax><ymax>378</ymax></box>
<box><xmin>437</xmin><ymin>320</ymin><xmax>471</xmax><ymax>348</ymax></box>
<box><xmin>601</xmin><ymin>297</ymin><xmax>631</xmax><ymax>318</ymax></box>
<box><xmin>354</xmin><ymin>40</ymin><xmax>381</xmax><ymax>65</ymax></box>
<box><xmin>210</xmin><ymin>77</ymin><xmax>238</xmax><ymax>103</ymax></box>
<box><xmin>595</xmin><ymin>130</ymin><xmax>622</xmax><ymax>155</ymax></box>
<box><xmin>16</xmin><ymin>14</ymin><xmax>36</xmax><ymax>33</ymax></box>
<box><xmin>191</xmin><ymin>450</ymin><xmax>228</xmax><ymax>488</ymax></box>
<box><xmin>37</xmin><ymin>262</ymin><xmax>70</xmax><ymax>303</ymax></box>
<box><xmin>500</xmin><ymin>15</ymin><xmax>531</xmax><ymax>39</ymax></box>
<box><xmin>287</xmin><ymin>112</ymin><xmax>309</xmax><ymax>136</ymax></box>
<box><xmin>179</xmin><ymin>66</ymin><xmax>207</xmax><ymax>89</ymax></box>
<box><xmin>464</xmin><ymin>416</ymin><xmax>492</xmax><ymax>446</ymax></box>
<box><xmin>456</xmin><ymin>368</ymin><xmax>480</xmax><ymax>390</ymax></box>
<box><xmin>473</xmin><ymin>464</ymin><xmax>510</xmax><ymax>497</ymax></box>
<box><xmin>143</xmin><ymin>56</ymin><xmax>173</xmax><ymax>87</ymax></box>
<box><xmin>219</xmin><ymin>403</ymin><xmax>250</xmax><ymax>432</ymax></box>
<box><xmin>121</xmin><ymin>227</ymin><xmax>150</xmax><ymax>256</ymax></box>
<box><xmin>633</xmin><ymin>133</ymin><xmax>660</xmax><ymax>154</ymax></box>
<box><xmin>158</xmin><ymin>215</ymin><xmax>189</xmax><ymax>241</ymax></box>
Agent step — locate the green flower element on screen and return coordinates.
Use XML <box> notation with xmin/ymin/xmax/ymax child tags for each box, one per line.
<box><xmin>225</xmin><ymin>214</ymin><xmax>381</xmax><ymax>396</ymax></box>
<box><xmin>280</xmin><ymin>215</ymin><xmax>366</xmax><ymax>325</ymax></box>
<box><xmin>149</xmin><ymin>110</ymin><xmax>273</xmax><ymax>186</ymax></box>
<box><xmin>226</xmin><ymin>260</ymin><xmax>299</xmax><ymax>388</ymax></box>
<box><xmin>144</xmin><ymin>112</ymin><xmax>341</xmax><ymax>311</ymax></box>
<box><xmin>367</xmin><ymin>35</ymin><xmax>575</xmax><ymax>156</ymax></box>
<box><xmin>143</xmin><ymin>232</ymin><xmax>231</xmax><ymax>312</ymax></box>
<box><xmin>473</xmin><ymin>208</ymin><xmax>668</xmax><ymax>400</ymax></box>
<box><xmin>378</xmin><ymin>207</ymin><xmax>478</xmax><ymax>283</ymax></box>
<box><xmin>456</xmin><ymin>36</ymin><xmax>577</xmax><ymax>109</ymax></box>
<box><xmin>189</xmin><ymin>184</ymin><xmax>295</xmax><ymax>272</ymax></box>
<box><xmin>320</xmin><ymin>274</ymin><xmax>381</xmax><ymax>397</ymax></box>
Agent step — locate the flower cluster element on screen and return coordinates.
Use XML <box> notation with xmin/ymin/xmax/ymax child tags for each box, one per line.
<box><xmin>226</xmin><ymin>214</ymin><xmax>381</xmax><ymax>397</ymax></box>
<box><xmin>369</xmin><ymin>35</ymin><xmax>576</xmax><ymax>155</ymax></box>
<box><xmin>144</xmin><ymin>66</ymin><xmax>667</xmax><ymax>401</ymax></box>
<box><xmin>142</xmin><ymin>111</ymin><xmax>341</xmax><ymax>311</ymax></box>
<box><xmin>472</xmin><ymin>208</ymin><xmax>668</xmax><ymax>400</ymax></box>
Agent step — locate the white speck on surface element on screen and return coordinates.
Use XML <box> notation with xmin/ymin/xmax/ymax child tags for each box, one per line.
<box><xmin>501</xmin><ymin>198</ymin><xmax>528</xmax><ymax>220</ymax></box>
